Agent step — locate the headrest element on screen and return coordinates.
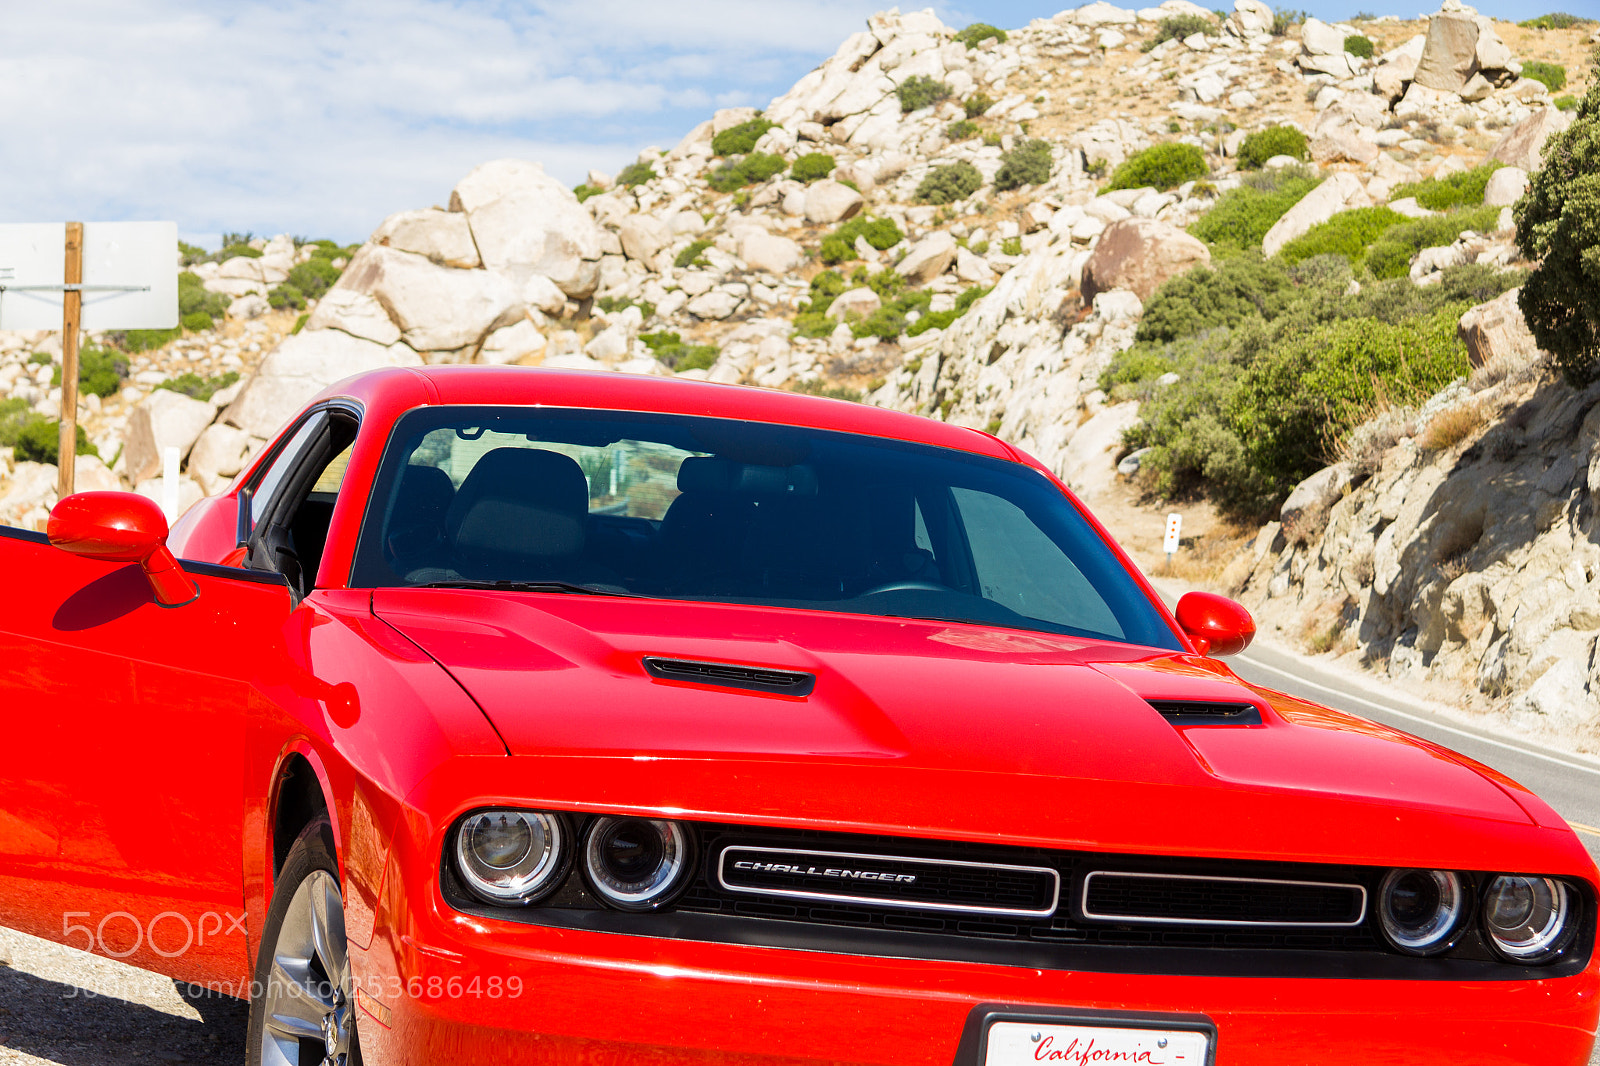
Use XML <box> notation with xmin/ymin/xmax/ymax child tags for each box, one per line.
<box><xmin>447</xmin><ymin>448</ymin><xmax>589</xmax><ymax>558</ymax></box>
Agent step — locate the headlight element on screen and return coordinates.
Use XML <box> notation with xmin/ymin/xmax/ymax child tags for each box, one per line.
<box><xmin>454</xmin><ymin>809</ymin><xmax>568</xmax><ymax>905</ymax></box>
<box><xmin>1377</xmin><ymin>869</ymin><xmax>1468</xmax><ymax>955</ymax></box>
<box><xmin>582</xmin><ymin>816</ymin><xmax>691</xmax><ymax>911</ymax></box>
<box><xmin>1482</xmin><ymin>875</ymin><xmax>1575</xmax><ymax>963</ymax></box>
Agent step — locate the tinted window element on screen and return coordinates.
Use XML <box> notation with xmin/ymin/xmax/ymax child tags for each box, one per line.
<box><xmin>351</xmin><ymin>407</ymin><xmax>1179</xmax><ymax>649</ymax></box>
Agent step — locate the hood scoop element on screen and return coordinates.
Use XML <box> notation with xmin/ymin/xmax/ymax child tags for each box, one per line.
<box><xmin>1148</xmin><ymin>699</ymin><xmax>1263</xmax><ymax>726</ymax></box>
<box><xmin>643</xmin><ymin>656</ymin><xmax>816</xmax><ymax>697</ymax></box>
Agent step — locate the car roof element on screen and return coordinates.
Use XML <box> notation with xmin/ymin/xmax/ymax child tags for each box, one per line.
<box><xmin>338</xmin><ymin>365</ymin><xmax>1018</xmax><ymax>463</ymax></box>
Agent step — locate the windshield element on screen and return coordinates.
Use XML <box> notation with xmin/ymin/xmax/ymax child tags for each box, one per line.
<box><xmin>351</xmin><ymin>406</ymin><xmax>1181</xmax><ymax>649</ymax></box>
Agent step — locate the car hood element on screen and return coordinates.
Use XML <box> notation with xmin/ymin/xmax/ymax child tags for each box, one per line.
<box><xmin>372</xmin><ymin>590</ymin><xmax>1549</xmax><ymax>868</ymax></box>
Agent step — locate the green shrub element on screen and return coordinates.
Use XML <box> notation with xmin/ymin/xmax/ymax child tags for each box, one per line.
<box><xmin>1134</xmin><ymin>254</ymin><xmax>1298</xmax><ymax>344</ymax></box>
<box><xmin>898</xmin><ymin>75</ymin><xmax>951</xmax><ymax>113</ymax></box>
<box><xmin>1391</xmin><ymin>162</ymin><xmax>1503</xmax><ymax>211</ymax></box>
<box><xmin>1352</xmin><ymin>263</ymin><xmax>1523</xmax><ymax>323</ymax></box>
<box><xmin>906</xmin><ymin>285</ymin><xmax>991</xmax><ymax>336</ymax></box>
<box><xmin>617</xmin><ymin>161</ymin><xmax>657</xmax><ymax>187</ymax></box>
<box><xmin>994</xmin><ymin>139</ymin><xmax>1054</xmax><ymax>191</ymax></box>
<box><xmin>1271</xmin><ymin>7</ymin><xmax>1306</xmax><ymax>34</ymax></box>
<box><xmin>1144</xmin><ymin>14</ymin><xmax>1216</xmax><ymax>50</ymax></box>
<box><xmin>177</xmin><ymin>271</ymin><xmax>230</xmax><ymax>320</ymax></box>
<box><xmin>597</xmin><ymin>296</ymin><xmax>656</xmax><ymax>319</ymax></box>
<box><xmin>292</xmin><ymin>313</ymin><xmax>309</xmax><ymax>334</ymax></box>
<box><xmin>1515</xmin><ymin>51</ymin><xmax>1600</xmax><ymax>384</ymax></box>
<box><xmin>707</xmin><ymin>152</ymin><xmax>786</xmax><ymax>192</ymax></box>
<box><xmin>15</xmin><ymin>418</ymin><xmax>97</xmax><ymax>465</ymax></box>
<box><xmin>790</xmin><ymin>152</ymin><xmax>836</xmax><ymax>183</ymax></box>
<box><xmin>1231</xmin><ymin>309</ymin><xmax>1469</xmax><ymax>493</ymax></box>
<box><xmin>156</xmin><ymin>371</ymin><xmax>239</xmax><ymax>402</ymax></box>
<box><xmin>955</xmin><ymin>22</ymin><xmax>1008</xmax><ymax>48</ymax></box>
<box><xmin>1343</xmin><ymin>34</ymin><xmax>1374</xmax><ymax>58</ymax></box>
<box><xmin>1191</xmin><ymin>170</ymin><xmax>1322</xmax><ymax>251</ymax></box>
<box><xmin>119</xmin><ymin>329</ymin><xmax>181</xmax><ymax>352</ymax></box>
<box><xmin>288</xmin><ymin>257</ymin><xmax>342</xmax><ymax>300</ymax></box>
<box><xmin>965</xmin><ymin>92</ymin><xmax>995</xmax><ymax>118</ymax></box>
<box><xmin>674</xmin><ymin>239</ymin><xmax>712</xmax><ymax>269</ymax></box>
<box><xmin>50</xmin><ymin>344</ymin><xmax>128</xmax><ymax>398</ymax></box>
<box><xmin>1519</xmin><ymin>13</ymin><xmax>1591</xmax><ymax>29</ymax></box>
<box><xmin>217</xmin><ymin>243</ymin><xmax>262</xmax><ymax>261</ymax></box>
<box><xmin>1556</xmin><ymin>94</ymin><xmax>1579</xmax><ymax>111</ymax></box>
<box><xmin>1000</xmin><ymin>236</ymin><xmax>1023</xmax><ymax>256</ymax></box>
<box><xmin>0</xmin><ymin>397</ymin><xmax>32</xmax><ymax>449</ymax></box>
<box><xmin>178</xmin><ymin>241</ymin><xmax>208</xmax><ymax>266</ymax></box>
<box><xmin>916</xmin><ymin>161</ymin><xmax>983</xmax><ymax>204</ymax></box>
<box><xmin>573</xmin><ymin>183</ymin><xmax>601</xmax><ymax>203</ymax></box>
<box><xmin>269</xmin><ymin>284</ymin><xmax>306</xmax><ymax>310</ymax></box>
<box><xmin>711</xmin><ymin>118</ymin><xmax>774</xmax><ymax>157</ymax></box>
<box><xmin>639</xmin><ymin>331</ymin><xmax>718</xmax><ymax>371</ymax></box>
<box><xmin>181</xmin><ymin>311</ymin><xmax>215</xmax><ymax>332</ymax></box>
<box><xmin>1105</xmin><ymin>142</ymin><xmax>1206</xmax><ymax>191</ymax></box>
<box><xmin>1365</xmin><ymin>204</ymin><xmax>1503</xmax><ymax>279</ymax></box>
<box><xmin>852</xmin><ymin>289</ymin><xmax>933</xmax><ymax>340</ymax></box>
<box><xmin>1277</xmin><ymin>206</ymin><xmax>1406</xmax><ymax>264</ymax></box>
<box><xmin>946</xmin><ymin>119</ymin><xmax>981</xmax><ymax>140</ymax></box>
<box><xmin>1236</xmin><ymin>125</ymin><xmax>1310</xmax><ymax>169</ymax></box>
<box><xmin>819</xmin><ymin>216</ymin><xmax>905</xmax><ymax>265</ymax></box>
<box><xmin>1521</xmin><ymin>60</ymin><xmax>1567</xmax><ymax>92</ymax></box>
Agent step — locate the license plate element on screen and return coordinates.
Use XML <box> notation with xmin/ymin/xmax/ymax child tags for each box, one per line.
<box><xmin>985</xmin><ymin>1020</ymin><xmax>1210</xmax><ymax>1065</ymax></box>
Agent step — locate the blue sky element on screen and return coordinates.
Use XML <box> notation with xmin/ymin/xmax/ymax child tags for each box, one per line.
<box><xmin>0</xmin><ymin>0</ymin><xmax>1594</xmax><ymax>246</ymax></box>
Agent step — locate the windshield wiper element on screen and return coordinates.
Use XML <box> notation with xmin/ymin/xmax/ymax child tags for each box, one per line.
<box><xmin>418</xmin><ymin>580</ymin><xmax>634</xmax><ymax>597</ymax></box>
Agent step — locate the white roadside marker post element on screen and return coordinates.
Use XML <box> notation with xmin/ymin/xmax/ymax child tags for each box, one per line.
<box><xmin>162</xmin><ymin>446</ymin><xmax>181</xmax><ymax>523</ymax></box>
<box><xmin>1164</xmin><ymin>512</ymin><xmax>1183</xmax><ymax>569</ymax></box>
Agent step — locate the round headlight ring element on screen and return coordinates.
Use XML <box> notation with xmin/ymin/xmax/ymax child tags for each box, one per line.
<box><xmin>1378</xmin><ymin>868</ymin><xmax>1469</xmax><ymax>956</ymax></box>
<box><xmin>583</xmin><ymin>816</ymin><xmax>691</xmax><ymax>911</ymax></box>
<box><xmin>1482</xmin><ymin>875</ymin><xmax>1574</xmax><ymax>963</ymax></box>
<box><xmin>454</xmin><ymin>809</ymin><xmax>568</xmax><ymax>906</ymax></box>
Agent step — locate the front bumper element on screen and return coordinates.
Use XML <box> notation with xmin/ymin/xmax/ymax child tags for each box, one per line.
<box><xmin>349</xmin><ymin>879</ymin><xmax>1600</xmax><ymax>1066</ymax></box>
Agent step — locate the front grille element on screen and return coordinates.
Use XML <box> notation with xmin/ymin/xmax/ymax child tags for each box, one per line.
<box><xmin>718</xmin><ymin>846</ymin><xmax>1060</xmax><ymax>917</ymax></box>
<box><xmin>671</xmin><ymin>823</ymin><xmax>1387</xmax><ymax>953</ymax></box>
<box><xmin>643</xmin><ymin>656</ymin><xmax>815</xmax><ymax>696</ymax></box>
<box><xmin>1081</xmin><ymin>871</ymin><xmax>1366</xmax><ymax>926</ymax></box>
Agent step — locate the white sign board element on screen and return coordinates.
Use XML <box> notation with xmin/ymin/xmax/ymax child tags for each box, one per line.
<box><xmin>1163</xmin><ymin>512</ymin><xmax>1183</xmax><ymax>555</ymax></box>
<box><xmin>0</xmin><ymin>221</ymin><xmax>178</xmax><ymax>330</ymax></box>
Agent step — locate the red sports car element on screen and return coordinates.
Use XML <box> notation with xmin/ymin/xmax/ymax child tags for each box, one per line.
<box><xmin>0</xmin><ymin>366</ymin><xmax>1595</xmax><ymax>1066</ymax></box>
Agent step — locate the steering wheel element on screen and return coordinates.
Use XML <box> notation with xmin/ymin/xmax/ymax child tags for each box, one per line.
<box><xmin>859</xmin><ymin>579</ymin><xmax>948</xmax><ymax>596</ymax></box>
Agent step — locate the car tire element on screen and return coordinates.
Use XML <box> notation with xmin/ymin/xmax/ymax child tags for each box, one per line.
<box><xmin>245</xmin><ymin>818</ymin><xmax>362</xmax><ymax>1066</ymax></box>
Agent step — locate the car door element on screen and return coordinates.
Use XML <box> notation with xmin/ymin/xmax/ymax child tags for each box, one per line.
<box><xmin>0</xmin><ymin>523</ymin><xmax>297</xmax><ymax>989</ymax></box>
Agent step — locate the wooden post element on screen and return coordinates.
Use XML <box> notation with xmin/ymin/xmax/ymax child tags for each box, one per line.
<box><xmin>57</xmin><ymin>221</ymin><xmax>84</xmax><ymax>500</ymax></box>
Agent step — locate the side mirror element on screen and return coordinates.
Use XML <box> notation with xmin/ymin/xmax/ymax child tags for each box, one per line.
<box><xmin>1175</xmin><ymin>591</ymin><xmax>1256</xmax><ymax>657</ymax></box>
<box><xmin>47</xmin><ymin>492</ymin><xmax>198</xmax><ymax>608</ymax></box>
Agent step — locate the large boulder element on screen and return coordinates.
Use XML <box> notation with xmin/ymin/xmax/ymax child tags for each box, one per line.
<box><xmin>1458</xmin><ymin>287</ymin><xmax>1539</xmax><ymax>368</ymax></box>
<box><xmin>740</xmin><ymin>231</ymin><xmax>804</xmax><ymax>274</ymax></box>
<box><xmin>1310</xmin><ymin>124</ymin><xmax>1381</xmax><ymax>165</ymax></box>
<box><xmin>224</xmin><ymin>330</ymin><xmax>423</xmax><ymax>439</ymax></box>
<box><xmin>372</xmin><ymin>209</ymin><xmax>481</xmax><ymax>268</ymax></box>
<box><xmin>449</xmin><ymin>160</ymin><xmax>605</xmax><ymax>298</ymax></box>
<box><xmin>1280</xmin><ymin>463</ymin><xmax>1351</xmax><ymax>544</ymax></box>
<box><xmin>829</xmin><ymin>287</ymin><xmax>882</xmax><ymax>321</ymax></box>
<box><xmin>1300</xmin><ymin>18</ymin><xmax>1346</xmax><ymax>56</ymax></box>
<box><xmin>1412</xmin><ymin>12</ymin><xmax>1480</xmax><ymax>92</ymax></box>
<box><xmin>804</xmin><ymin>180</ymin><xmax>865</xmax><ymax>224</ymax></box>
<box><xmin>1229</xmin><ymin>0</ymin><xmax>1273</xmax><ymax>36</ymax></box>
<box><xmin>1483</xmin><ymin>166</ymin><xmax>1529</xmax><ymax>207</ymax></box>
<box><xmin>124</xmin><ymin>390</ymin><xmax>219</xmax><ymax>484</ymax></box>
<box><xmin>619</xmin><ymin>214</ymin><xmax>671</xmax><ymax>269</ymax></box>
<box><xmin>187</xmin><ymin>423</ymin><xmax>254</xmax><ymax>495</ymax></box>
<box><xmin>1490</xmin><ymin>108</ymin><xmax>1574</xmax><ymax>172</ymax></box>
<box><xmin>894</xmin><ymin>231</ymin><xmax>959</xmax><ymax>284</ymax></box>
<box><xmin>304</xmin><ymin>288</ymin><xmax>402</xmax><ymax>346</ymax></box>
<box><xmin>1068</xmin><ymin>2</ymin><xmax>1138</xmax><ymax>25</ymax></box>
<box><xmin>478</xmin><ymin>320</ymin><xmax>548</xmax><ymax>366</ymax></box>
<box><xmin>1080</xmin><ymin>218</ymin><xmax>1210</xmax><ymax>303</ymax></box>
<box><xmin>1261</xmin><ymin>172</ymin><xmax>1371</xmax><ymax>258</ymax></box>
<box><xmin>336</xmin><ymin>245</ymin><xmax>522</xmax><ymax>353</ymax></box>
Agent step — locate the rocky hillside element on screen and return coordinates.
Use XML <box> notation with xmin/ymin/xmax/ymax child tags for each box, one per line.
<box><xmin>1</xmin><ymin>1</ymin><xmax>1597</xmax><ymax>746</ymax></box>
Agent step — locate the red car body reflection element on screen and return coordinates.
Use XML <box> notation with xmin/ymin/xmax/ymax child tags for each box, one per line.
<box><xmin>0</xmin><ymin>365</ymin><xmax>1594</xmax><ymax>1066</ymax></box>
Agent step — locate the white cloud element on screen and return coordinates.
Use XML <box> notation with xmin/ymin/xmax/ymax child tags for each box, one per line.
<box><xmin>0</xmin><ymin>0</ymin><xmax>982</xmax><ymax>243</ymax></box>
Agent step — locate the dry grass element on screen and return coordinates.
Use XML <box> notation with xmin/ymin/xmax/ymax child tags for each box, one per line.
<box><xmin>1420</xmin><ymin>402</ymin><xmax>1487</xmax><ymax>452</ymax></box>
<box><xmin>1148</xmin><ymin>521</ymin><xmax>1256</xmax><ymax>584</ymax></box>
<box><xmin>1298</xmin><ymin>598</ymin><xmax>1356</xmax><ymax>656</ymax></box>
